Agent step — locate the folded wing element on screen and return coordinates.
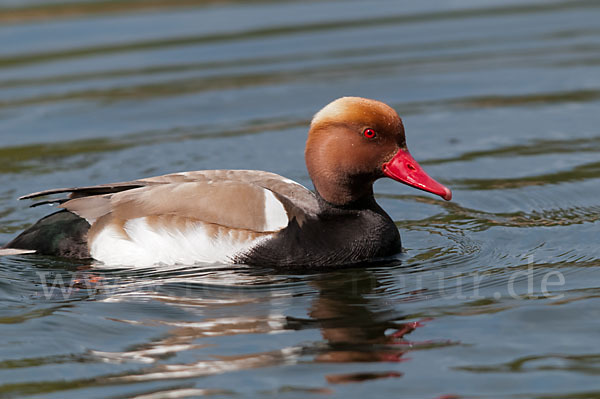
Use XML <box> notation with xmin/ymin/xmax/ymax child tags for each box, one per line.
<box><xmin>18</xmin><ymin>170</ymin><xmax>319</xmax><ymax>266</ymax></box>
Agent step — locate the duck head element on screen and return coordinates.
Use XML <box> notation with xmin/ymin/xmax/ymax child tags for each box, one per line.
<box><xmin>305</xmin><ymin>97</ymin><xmax>452</xmax><ymax>206</ymax></box>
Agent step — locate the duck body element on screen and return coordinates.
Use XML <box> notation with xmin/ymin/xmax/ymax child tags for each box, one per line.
<box><xmin>237</xmin><ymin>194</ymin><xmax>402</xmax><ymax>267</ymax></box>
<box><xmin>2</xmin><ymin>97</ymin><xmax>450</xmax><ymax>268</ymax></box>
<box><xmin>6</xmin><ymin>170</ymin><xmax>400</xmax><ymax>267</ymax></box>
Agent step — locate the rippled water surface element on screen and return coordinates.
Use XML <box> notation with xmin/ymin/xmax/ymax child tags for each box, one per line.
<box><xmin>1</xmin><ymin>0</ymin><xmax>600</xmax><ymax>398</ymax></box>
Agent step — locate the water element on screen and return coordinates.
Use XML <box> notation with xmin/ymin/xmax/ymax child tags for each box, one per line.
<box><xmin>1</xmin><ymin>0</ymin><xmax>600</xmax><ymax>397</ymax></box>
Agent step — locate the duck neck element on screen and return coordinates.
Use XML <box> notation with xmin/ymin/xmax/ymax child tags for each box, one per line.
<box><xmin>313</xmin><ymin>178</ymin><xmax>379</xmax><ymax>212</ymax></box>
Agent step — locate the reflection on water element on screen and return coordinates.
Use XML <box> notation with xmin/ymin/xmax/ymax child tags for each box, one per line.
<box><xmin>6</xmin><ymin>264</ymin><xmax>455</xmax><ymax>393</ymax></box>
<box><xmin>1</xmin><ymin>0</ymin><xmax>600</xmax><ymax>397</ymax></box>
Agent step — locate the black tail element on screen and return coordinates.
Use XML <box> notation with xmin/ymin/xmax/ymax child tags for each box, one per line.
<box><xmin>5</xmin><ymin>210</ymin><xmax>91</xmax><ymax>259</ymax></box>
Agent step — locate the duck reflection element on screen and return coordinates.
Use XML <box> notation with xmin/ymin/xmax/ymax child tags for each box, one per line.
<box><xmin>86</xmin><ymin>267</ymin><xmax>433</xmax><ymax>386</ymax></box>
<box><xmin>305</xmin><ymin>270</ymin><xmax>422</xmax><ymax>383</ymax></box>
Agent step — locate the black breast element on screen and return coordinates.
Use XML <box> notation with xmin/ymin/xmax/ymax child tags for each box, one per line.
<box><xmin>237</xmin><ymin>198</ymin><xmax>401</xmax><ymax>268</ymax></box>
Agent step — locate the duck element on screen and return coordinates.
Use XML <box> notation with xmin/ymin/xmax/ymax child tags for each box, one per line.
<box><xmin>1</xmin><ymin>97</ymin><xmax>451</xmax><ymax>267</ymax></box>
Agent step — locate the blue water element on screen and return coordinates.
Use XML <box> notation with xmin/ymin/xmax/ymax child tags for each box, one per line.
<box><xmin>1</xmin><ymin>0</ymin><xmax>600</xmax><ymax>397</ymax></box>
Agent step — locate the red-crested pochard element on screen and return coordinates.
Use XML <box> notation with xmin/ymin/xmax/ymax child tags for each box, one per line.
<box><xmin>1</xmin><ymin>97</ymin><xmax>451</xmax><ymax>267</ymax></box>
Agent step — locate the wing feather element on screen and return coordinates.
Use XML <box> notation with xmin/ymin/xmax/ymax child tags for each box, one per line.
<box><xmin>20</xmin><ymin>170</ymin><xmax>318</xmax><ymax>215</ymax></box>
<box><xmin>33</xmin><ymin>170</ymin><xmax>319</xmax><ymax>234</ymax></box>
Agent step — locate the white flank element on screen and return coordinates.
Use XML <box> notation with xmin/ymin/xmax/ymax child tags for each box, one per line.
<box><xmin>262</xmin><ymin>190</ymin><xmax>289</xmax><ymax>231</ymax></box>
<box><xmin>90</xmin><ymin>217</ymin><xmax>271</xmax><ymax>267</ymax></box>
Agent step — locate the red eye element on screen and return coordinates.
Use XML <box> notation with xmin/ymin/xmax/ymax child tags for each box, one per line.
<box><xmin>363</xmin><ymin>128</ymin><xmax>376</xmax><ymax>139</ymax></box>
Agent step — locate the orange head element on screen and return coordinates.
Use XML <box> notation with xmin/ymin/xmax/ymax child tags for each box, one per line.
<box><xmin>305</xmin><ymin>97</ymin><xmax>451</xmax><ymax>206</ymax></box>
